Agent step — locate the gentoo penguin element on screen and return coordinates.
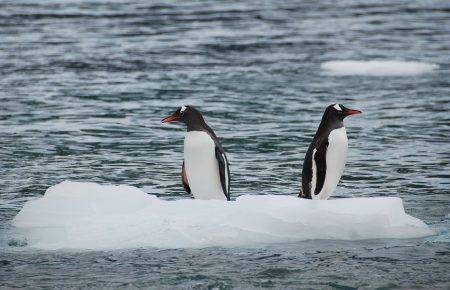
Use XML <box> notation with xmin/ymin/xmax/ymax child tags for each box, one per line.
<box><xmin>162</xmin><ymin>106</ymin><xmax>230</xmax><ymax>201</ymax></box>
<box><xmin>300</xmin><ymin>104</ymin><xmax>361</xmax><ymax>200</ymax></box>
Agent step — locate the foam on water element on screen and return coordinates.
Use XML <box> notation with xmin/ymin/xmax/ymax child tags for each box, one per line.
<box><xmin>12</xmin><ymin>181</ymin><xmax>434</xmax><ymax>250</ymax></box>
<box><xmin>321</xmin><ymin>60</ymin><xmax>439</xmax><ymax>76</ymax></box>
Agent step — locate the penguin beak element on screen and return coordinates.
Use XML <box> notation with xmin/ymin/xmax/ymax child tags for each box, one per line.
<box><xmin>161</xmin><ymin>114</ymin><xmax>179</xmax><ymax>123</ymax></box>
<box><xmin>343</xmin><ymin>108</ymin><xmax>362</xmax><ymax>116</ymax></box>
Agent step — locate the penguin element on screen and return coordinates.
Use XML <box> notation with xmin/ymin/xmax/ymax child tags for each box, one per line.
<box><xmin>300</xmin><ymin>104</ymin><xmax>361</xmax><ymax>200</ymax></box>
<box><xmin>162</xmin><ymin>106</ymin><xmax>230</xmax><ymax>201</ymax></box>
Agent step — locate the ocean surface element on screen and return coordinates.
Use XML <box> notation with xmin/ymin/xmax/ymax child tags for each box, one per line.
<box><xmin>0</xmin><ymin>0</ymin><xmax>449</xmax><ymax>288</ymax></box>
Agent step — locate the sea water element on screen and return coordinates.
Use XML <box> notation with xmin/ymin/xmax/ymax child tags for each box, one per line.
<box><xmin>0</xmin><ymin>0</ymin><xmax>449</xmax><ymax>288</ymax></box>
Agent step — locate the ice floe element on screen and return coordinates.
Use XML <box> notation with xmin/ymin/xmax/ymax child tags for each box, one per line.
<box><xmin>12</xmin><ymin>181</ymin><xmax>434</xmax><ymax>250</ymax></box>
<box><xmin>321</xmin><ymin>60</ymin><xmax>439</xmax><ymax>76</ymax></box>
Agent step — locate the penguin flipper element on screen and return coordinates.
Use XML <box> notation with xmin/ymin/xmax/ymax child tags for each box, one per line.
<box><xmin>301</xmin><ymin>143</ymin><xmax>314</xmax><ymax>199</ymax></box>
<box><xmin>182</xmin><ymin>160</ymin><xmax>191</xmax><ymax>194</ymax></box>
<box><xmin>313</xmin><ymin>140</ymin><xmax>328</xmax><ymax>195</ymax></box>
<box><xmin>215</xmin><ymin>146</ymin><xmax>230</xmax><ymax>201</ymax></box>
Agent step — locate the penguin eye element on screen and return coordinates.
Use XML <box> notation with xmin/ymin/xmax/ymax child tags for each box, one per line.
<box><xmin>180</xmin><ymin>105</ymin><xmax>187</xmax><ymax>115</ymax></box>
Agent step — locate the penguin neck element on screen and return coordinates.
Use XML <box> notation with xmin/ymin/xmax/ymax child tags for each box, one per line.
<box><xmin>187</xmin><ymin>123</ymin><xmax>208</xmax><ymax>133</ymax></box>
<box><xmin>316</xmin><ymin>113</ymin><xmax>344</xmax><ymax>137</ymax></box>
<box><xmin>185</xmin><ymin>115</ymin><xmax>208</xmax><ymax>132</ymax></box>
<box><xmin>186</xmin><ymin>120</ymin><xmax>216</xmax><ymax>139</ymax></box>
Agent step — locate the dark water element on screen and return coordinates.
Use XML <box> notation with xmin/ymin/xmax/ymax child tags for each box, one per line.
<box><xmin>1</xmin><ymin>0</ymin><xmax>449</xmax><ymax>288</ymax></box>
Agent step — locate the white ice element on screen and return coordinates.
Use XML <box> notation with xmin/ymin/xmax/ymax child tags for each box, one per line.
<box><xmin>12</xmin><ymin>181</ymin><xmax>434</xmax><ymax>250</ymax></box>
<box><xmin>321</xmin><ymin>60</ymin><xmax>439</xmax><ymax>76</ymax></box>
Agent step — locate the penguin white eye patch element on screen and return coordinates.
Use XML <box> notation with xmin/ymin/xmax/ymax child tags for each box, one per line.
<box><xmin>180</xmin><ymin>105</ymin><xmax>187</xmax><ymax>113</ymax></box>
<box><xmin>333</xmin><ymin>104</ymin><xmax>342</xmax><ymax>111</ymax></box>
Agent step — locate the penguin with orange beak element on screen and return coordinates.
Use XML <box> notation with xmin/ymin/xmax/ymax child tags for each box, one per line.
<box><xmin>162</xmin><ymin>106</ymin><xmax>230</xmax><ymax>201</ymax></box>
<box><xmin>300</xmin><ymin>104</ymin><xmax>361</xmax><ymax>199</ymax></box>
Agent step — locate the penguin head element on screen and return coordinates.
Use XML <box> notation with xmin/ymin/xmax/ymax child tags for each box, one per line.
<box><xmin>328</xmin><ymin>103</ymin><xmax>362</xmax><ymax>120</ymax></box>
<box><xmin>162</xmin><ymin>105</ymin><xmax>206</xmax><ymax>129</ymax></box>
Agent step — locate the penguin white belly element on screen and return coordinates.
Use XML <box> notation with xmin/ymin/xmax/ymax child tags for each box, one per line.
<box><xmin>184</xmin><ymin>131</ymin><xmax>225</xmax><ymax>200</ymax></box>
<box><xmin>316</xmin><ymin>127</ymin><xmax>348</xmax><ymax>200</ymax></box>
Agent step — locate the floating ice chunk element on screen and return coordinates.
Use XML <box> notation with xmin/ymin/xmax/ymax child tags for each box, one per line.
<box><xmin>321</xmin><ymin>60</ymin><xmax>439</xmax><ymax>76</ymax></box>
<box><xmin>12</xmin><ymin>181</ymin><xmax>434</xmax><ymax>250</ymax></box>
